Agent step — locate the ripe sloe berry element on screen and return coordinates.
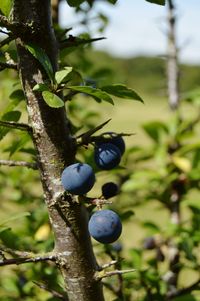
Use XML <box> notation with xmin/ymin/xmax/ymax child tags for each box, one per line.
<box><xmin>102</xmin><ymin>182</ymin><xmax>119</xmax><ymax>199</ymax></box>
<box><xmin>61</xmin><ymin>163</ymin><xmax>95</xmax><ymax>195</ymax></box>
<box><xmin>94</xmin><ymin>143</ymin><xmax>121</xmax><ymax>170</ymax></box>
<box><xmin>107</xmin><ymin>133</ymin><xmax>125</xmax><ymax>155</ymax></box>
<box><xmin>88</xmin><ymin>209</ymin><xmax>122</xmax><ymax>244</ymax></box>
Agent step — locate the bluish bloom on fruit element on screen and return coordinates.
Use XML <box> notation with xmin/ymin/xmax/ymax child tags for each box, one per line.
<box><xmin>102</xmin><ymin>182</ymin><xmax>119</xmax><ymax>199</ymax></box>
<box><xmin>94</xmin><ymin>143</ymin><xmax>121</xmax><ymax>170</ymax></box>
<box><xmin>88</xmin><ymin>209</ymin><xmax>122</xmax><ymax>244</ymax></box>
<box><xmin>61</xmin><ymin>163</ymin><xmax>95</xmax><ymax>195</ymax></box>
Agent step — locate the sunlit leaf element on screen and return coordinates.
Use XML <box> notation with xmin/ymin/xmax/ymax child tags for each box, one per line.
<box><xmin>42</xmin><ymin>91</ymin><xmax>65</xmax><ymax>108</ymax></box>
<box><xmin>0</xmin><ymin>0</ymin><xmax>13</xmax><ymax>16</ymax></box>
<box><xmin>55</xmin><ymin>67</ymin><xmax>73</xmax><ymax>84</ymax></box>
<box><xmin>33</xmin><ymin>83</ymin><xmax>49</xmax><ymax>92</ymax></box>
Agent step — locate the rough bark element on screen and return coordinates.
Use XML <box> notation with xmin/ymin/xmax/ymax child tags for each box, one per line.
<box><xmin>166</xmin><ymin>0</ymin><xmax>180</xmax><ymax>110</ymax></box>
<box><xmin>12</xmin><ymin>1</ymin><xmax>105</xmax><ymax>300</ymax></box>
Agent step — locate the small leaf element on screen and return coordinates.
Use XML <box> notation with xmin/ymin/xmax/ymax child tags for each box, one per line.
<box><xmin>102</xmin><ymin>84</ymin><xmax>144</xmax><ymax>103</ymax></box>
<box><xmin>142</xmin><ymin>121</ymin><xmax>168</xmax><ymax>142</ymax></box>
<box><xmin>145</xmin><ymin>0</ymin><xmax>165</xmax><ymax>5</ymax></box>
<box><xmin>0</xmin><ymin>212</ymin><xmax>31</xmax><ymax>227</ymax></box>
<box><xmin>0</xmin><ymin>0</ymin><xmax>13</xmax><ymax>16</ymax></box>
<box><xmin>55</xmin><ymin>67</ymin><xmax>73</xmax><ymax>84</ymax></box>
<box><xmin>66</xmin><ymin>0</ymin><xmax>84</xmax><ymax>7</ymax></box>
<box><xmin>172</xmin><ymin>156</ymin><xmax>191</xmax><ymax>173</ymax></box>
<box><xmin>33</xmin><ymin>83</ymin><xmax>49</xmax><ymax>92</ymax></box>
<box><xmin>0</xmin><ymin>110</ymin><xmax>21</xmax><ymax>141</ymax></box>
<box><xmin>26</xmin><ymin>43</ymin><xmax>54</xmax><ymax>81</ymax></box>
<box><xmin>42</xmin><ymin>91</ymin><xmax>64</xmax><ymax>108</ymax></box>
<box><xmin>9</xmin><ymin>89</ymin><xmax>25</xmax><ymax>102</ymax></box>
<box><xmin>69</xmin><ymin>85</ymin><xmax>114</xmax><ymax>104</ymax></box>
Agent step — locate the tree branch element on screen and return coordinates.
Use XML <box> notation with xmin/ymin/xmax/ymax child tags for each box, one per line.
<box><xmin>0</xmin><ymin>253</ymin><xmax>56</xmax><ymax>267</ymax></box>
<box><xmin>95</xmin><ymin>268</ymin><xmax>136</xmax><ymax>280</ymax></box>
<box><xmin>60</xmin><ymin>36</ymin><xmax>105</xmax><ymax>50</ymax></box>
<box><xmin>0</xmin><ymin>160</ymin><xmax>38</xmax><ymax>170</ymax></box>
<box><xmin>0</xmin><ymin>62</ymin><xmax>18</xmax><ymax>71</ymax></box>
<box><xmin>0</xmin><ymin>120</ymin><xmax>32</xmax><ymax>132</ymax></box>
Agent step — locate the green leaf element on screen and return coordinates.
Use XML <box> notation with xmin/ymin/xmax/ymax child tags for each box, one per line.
<box><xmin>0</xmin><ymin>110</ymin><xmax>21</xmax><ymax>141</ymax></box>
<box><xmin>0</xmin><ymin>0</ymin><xmax>13</xmax><ymax>16</ymax></box>
<box><xmin>69</xmin><ymin>85</ymin><xmax>114</xmax><ymax>104</ymax></box>
<box><xmin>66</xmin><ymin>0</ymin><xmax>84</xmax><ymax>7</ymax></box>
<box><xmin>9</xmin><ymin>89</ymin><xmax>25</xmax><ymax>102</ymax></box>
<box><xmin>145</xmin><ymin>0</ymin><xmax>165</xmax><ymax>6</ymax></box>
<box><xmin>101</xmin><ymin>84</ymin><xmax>144</xmax><ymax>102</ymax></box>
<box><xmin>142</xmin><ymin>221</ymin><xmax>160</xmax><ymax>234</ymax></box>
<box><xmin>42</xmin><ymin>91</ymin><xmax>64</xmax><ymax>108</ymax></box>
<box><xmin>0</xmin><ymin>212</ymin><xmax>31</xmax><ymax>227</ymax></box>
<box><xmin>33</xmin><ymin>83</ymin><xmax>49</xmax><ymax>92</ymax></box>
<box><xmin>55</xmin><ymin>67</ymin><xmax>73</xmax><ymax>84</ymax></box>
<box><xmin>5</xmin><ymin>132</ymin><xmax>30</xmax><ymax>157</ymax></box>
<box><xmin>26</xmin><ymin>43</ymin><xmax>54</xmax><ymax>81</ymax></box>
<box><xmin>142</xmin><ymin>121</ymin><xmax>168</xmax><ymax>142</ymax></box>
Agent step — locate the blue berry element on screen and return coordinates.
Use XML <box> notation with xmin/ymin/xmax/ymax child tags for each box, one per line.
<box><xmin>94</xmin><ymin>143</ymin><xmax>121</xmax><ymax>170</ymax></box>
<box><xmin>88</xmin><ymin>209</ymin><xmax>122</xmax><ymax>244</ymax></box>
<box><xmin>102</xmin><ymin>182</ymin><xmax>119</xmax><ymax>199</ymax></box>
<box><xmin>107</xmin><ymin>133</ymin><xmax>125</xmax><ymax>155</ymax></box>
<box><xmin>61</xmin><ymin>163</ymin><xmax>95</xmax><ymax>195</ymax></box>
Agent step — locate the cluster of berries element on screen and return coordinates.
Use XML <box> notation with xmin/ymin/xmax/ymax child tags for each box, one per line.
<box><xmin>61</xmin><ymin>133</ymin><xmax>125</xmax><ymax>244</ymax></box>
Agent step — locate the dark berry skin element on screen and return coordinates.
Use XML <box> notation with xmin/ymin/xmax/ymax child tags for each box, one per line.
<box><xmin>94</xmin><ymin>143</ymin><xmax>121</xmax><ymax>170</ymax></box>
<box><xmin>102</xmin><ymin>182</ymin><xmax>119</xmax><ymax>199</ymax></box>
<box><xmin>108</xmin><ymin>133</ymin><xmax>125</xmax><ymax>155</ymax></box>
<box><xmin>88</xmin><ymin>209</ymin><xmax>122</xmax><ymax>244</ymax></box>
<box><xmin>61</xmin><ymin>163</ymin><xmax>95</xmax><ymax>195</ymax></box>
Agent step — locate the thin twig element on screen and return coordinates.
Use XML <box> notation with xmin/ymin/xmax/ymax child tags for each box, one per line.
<box><xmin>0</xmin><ymin>160</ymin><xmax>38</xmax><ymax>170</ymax></box>
<box><xmin>0</xmin><ymin>62</ymin><xmax>18</xmax><ymax>71</ymax></box>
<box><xmin>0</xmin><ymin>253</ymin><xmax>56</xmax><ymax>267</ymax></box>
<box><xmin>76</xmin><ymin>119</ymin><xmax>111</xmax><ymax>140</ymax></box>
<box><xmin>0</xmin><ymin>120</ymin><xmax>32</xmax><ymax>132</ymax></box>
<box><xmin>33</xmin><ymin>281</ymin><xmax>68</xmax><ymax>300</ymax></box>
<box><xmin>100</xmin><ymin>260</ymin><xmax>118</xmax><ymax>270</ymax></box>
<box><xmin>60</xmin><ymin>36</ymin><xmax>105</xmax><ymax>49</ymax></box>
<box><xmin>95</xmin><ymin>268</ymin><xmax>136</xmax><ymax>280</ymax></box>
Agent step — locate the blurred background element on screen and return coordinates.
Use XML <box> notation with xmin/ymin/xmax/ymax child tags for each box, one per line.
<box><xmin>0</xmin><ymin>0</ymin><xmax>200</xmax><ymax>300</ymax></box>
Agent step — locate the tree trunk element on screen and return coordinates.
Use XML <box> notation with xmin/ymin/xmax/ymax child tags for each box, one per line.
<box><xmin>166</xmin><ymin>0</ymin><xmax>180</xmax><ymax>110</ymax></box>
<box><xmin>12</xmin><ymin>1</ymin><xmax>105</xmax><ymax>300</ymax></box>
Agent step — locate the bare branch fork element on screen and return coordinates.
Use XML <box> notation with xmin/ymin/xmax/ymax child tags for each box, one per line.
<box><xmin>0</xmin><ymin>160</ymin><xmax>38</xmax><ymax>170</ymax></box>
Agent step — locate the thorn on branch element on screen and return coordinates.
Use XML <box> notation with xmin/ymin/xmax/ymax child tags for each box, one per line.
<box><xmin>95</xmin><ymin>268</ymin><xmax>136</xmax><ymax>280</ymax></box>
<box><xmin>60</xmin><ymin>35</ymin><xmax>106</xmax><ymax>50</ymax></box>
<box><xmin>0</xmin><ymin>160</ymin><xmax>38</xmax><ymax>170</ymax></box>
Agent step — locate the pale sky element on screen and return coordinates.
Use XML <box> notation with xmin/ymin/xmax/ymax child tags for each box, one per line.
<box><xmin>60</xmin><ymin>0</ymin><xmax>200</xmax><ymax>64</ymax></box>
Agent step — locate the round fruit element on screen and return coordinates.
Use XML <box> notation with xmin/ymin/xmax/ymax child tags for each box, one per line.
<box><xmin>102</xmin><ymin>182</ymin><xmax>119</xmax><ymax>199</ymax></box>
<box><xmin>94</xmin><ymin>143</ymin><xmax>121</xmax><ymax>170</ymax></box>
<box><xmin>88</xmin><ymin>209</ymin><xmax>122</xmax><ymax>244</ymax></box>
<box><xmin>61</xmin><ymin>163</ymin><xmax>95</xmax><ymax>195</ymax></box>
<box><xmin>107</xmin><ymin>133</ymin><xmax>125</xmax><ymax>155</ymax></box>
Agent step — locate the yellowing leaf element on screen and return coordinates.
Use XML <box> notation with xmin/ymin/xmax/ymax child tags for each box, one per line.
<box><xmin>172</xmin><ymin>156</ymin><xmax>191</xmax><ymax>173</ymax></box>
<box><xmin>34</xmin><ymin>223</ymin><xmax>51</xmax><ymax>241</ymax></box>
